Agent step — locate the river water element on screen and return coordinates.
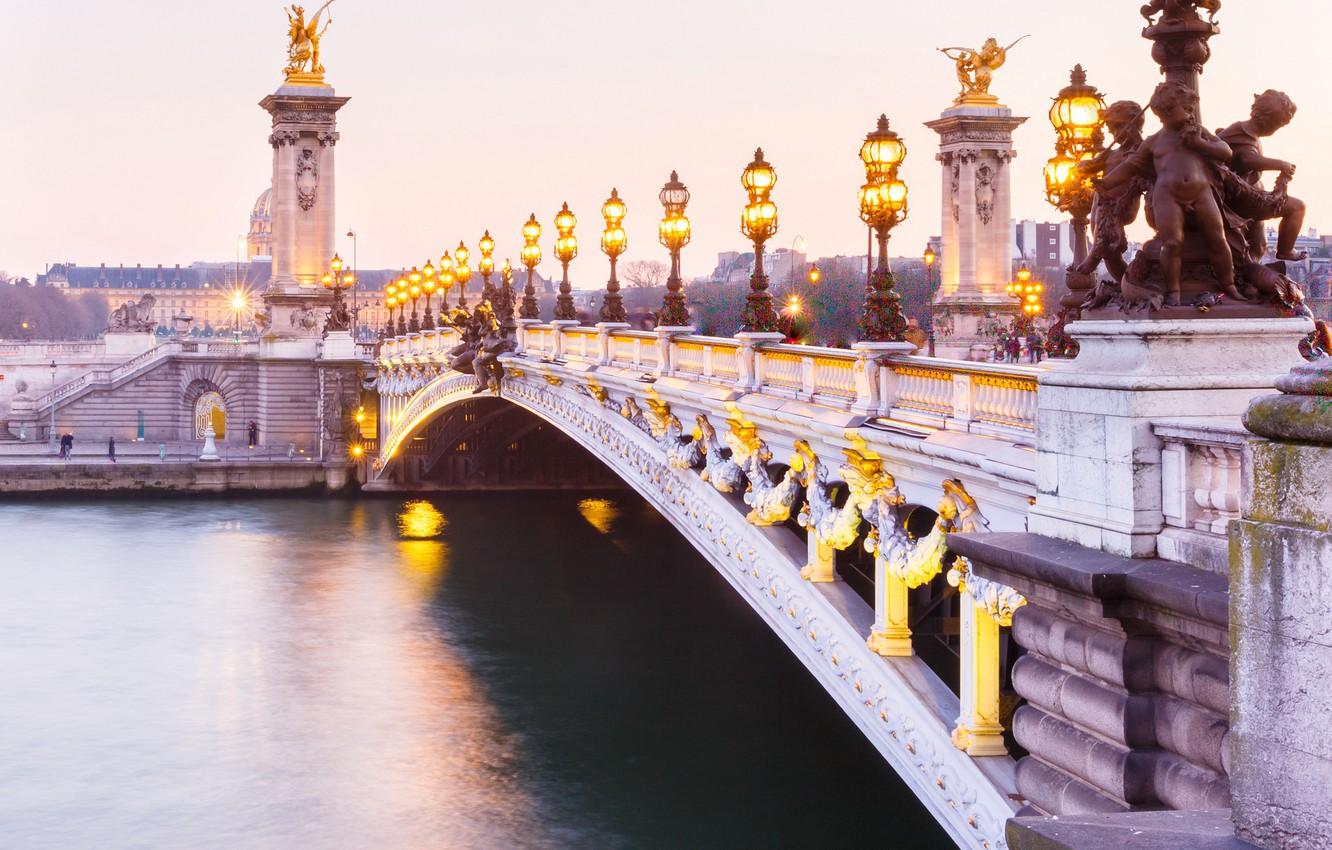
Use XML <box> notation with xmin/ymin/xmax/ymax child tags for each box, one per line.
<box><xmin>0</xmin><ymin>493</ymin><xmax>952</xmax><ymax>849</ymax></box>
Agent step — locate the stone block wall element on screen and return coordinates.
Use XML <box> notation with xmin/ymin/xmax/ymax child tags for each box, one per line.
<box><xmin>949</xmin><ymin>533</ymin><xmax>1231</xmax><ymax>817</ymax></box>
<box><xmin>1229</xmin><ymin>440</ymin><xmax>1332</xmax><ymax>850</ymax></box>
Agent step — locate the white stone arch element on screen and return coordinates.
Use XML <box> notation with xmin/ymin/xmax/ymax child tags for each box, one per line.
<box><xmin>374</xmin><ymin>370</ymin><xmax>1017</xmax><ymax>849</ymax></box>
<box><xmin>179</xmin><ymin>363</ymin><xmax>246</xmax><ymax>442</ymax></box>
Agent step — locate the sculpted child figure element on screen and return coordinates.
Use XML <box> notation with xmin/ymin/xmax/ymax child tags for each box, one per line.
<box><xmin>1217</xmin><ymin>89</ymin><xmax>1306</xmax><ymax>263</ymax></box>
<box><xmin>1102</xmin><ymin>80</ymin><xmax>1238</xmax><ymax>306</ymax></box>
<box><xmin>1074</xmin><ymin>100</ymin><xmax>1146</xmax><ymax>284</ymax></box>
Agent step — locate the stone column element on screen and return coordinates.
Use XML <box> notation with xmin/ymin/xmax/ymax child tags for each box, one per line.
<box><xmin>924</xmin><ymin>105</ymin><xmax>1027</xmax><ymax>361</ymax></box>
<box><xmin>1231</xmin><ymin>357</ymin><xmax>1332</xmax><ymax>850</ymax></box>
<box><xmin>259</xmin><ymin>81</ymin><xmax>350</xmax><ymax>347</ymax></box>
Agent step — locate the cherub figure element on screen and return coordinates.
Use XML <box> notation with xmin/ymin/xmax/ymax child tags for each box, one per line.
<box><xmin>1101</xmin><ymin>80</ymin><xmax>1238</xmax><ymax>306</ymax></box>
<box><xmin>1140</xmin><ymin>0</ymin><xmax>1221</xmax><ymax>24</ymax></box>
<box><xmin>1073</xmin><ymin>100</ymin><xmax>1147</xmax><ymax>286</ymax></box>
<box><xmin>1217</xmin><ymin>90</ymin><xmax>1305</xmax><ymax>263</ymax></box>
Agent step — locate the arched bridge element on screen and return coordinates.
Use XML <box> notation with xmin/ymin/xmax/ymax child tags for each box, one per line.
<box><xmin>372</xmin><ymin>322</ymin><xmax>1047</xmax><ymax>850</ymax></box>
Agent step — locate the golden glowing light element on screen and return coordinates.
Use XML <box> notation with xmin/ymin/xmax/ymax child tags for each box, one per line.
<box><xmin>350</xmin><ymin>444</ymin><xmax>364</xmax><ymax>458</ymax></box>
<box><xmin>398</xmin><ymin>500</ymin><xmax>447</xmax><ymax>539</ymax></box>
<box><xmin>577</xmin><ymin>498</ymin><xmax>620</xmax><ymax>535</ymax></box>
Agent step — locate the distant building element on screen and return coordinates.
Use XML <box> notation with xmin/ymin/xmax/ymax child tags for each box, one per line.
<box><xmin>1014</xmin><ymin>220</ymin><xmax>1074</xmax><ymax>268</ymax></box>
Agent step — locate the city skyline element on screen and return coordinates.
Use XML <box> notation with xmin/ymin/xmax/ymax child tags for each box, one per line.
<box><xmin>3</xmin><ymin>0</ymin><xmax>1328</xmax><ymax>282</ymax></box>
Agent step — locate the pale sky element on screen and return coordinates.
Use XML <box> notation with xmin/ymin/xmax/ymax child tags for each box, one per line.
<box><xmin>3</xmin><ymin>1</ymin><xmax>1330</xmax><ymax>282</ymax></box>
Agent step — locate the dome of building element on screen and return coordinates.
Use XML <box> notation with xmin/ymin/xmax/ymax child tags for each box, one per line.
<box><xmin>247</xmin><ymin>187</ymin><xmax>274</xmax><ymax>259</ymax></box>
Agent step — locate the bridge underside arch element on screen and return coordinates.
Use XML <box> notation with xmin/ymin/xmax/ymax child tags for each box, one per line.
<box><xmin>373</xmin><ymin>371</ymin><xmax>1017</xmax><ymax>848</ymax></box>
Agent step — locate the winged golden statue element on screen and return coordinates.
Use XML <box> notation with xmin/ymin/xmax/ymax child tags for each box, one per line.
<box><xmin>284</xmin><ymin>1</ymin><xmax>336</xmax><ymax>80</ymax></box>
<box><xmin>938</xmin><ymin>35</ymin><xmax>1028</xmax><ymax>105</ymax></box>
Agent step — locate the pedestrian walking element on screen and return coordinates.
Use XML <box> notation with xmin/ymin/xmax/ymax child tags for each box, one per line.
<box><xmin>108</xmin><ymin>436</ymin><xmax>116</xmax><ymax>463</ymax></box>
<box><xmin>60</xmin><ymin>432</ymin><xmax>73</xmax><ymax>460</ymax></box>
<box><xmin>247</xmin><ymin>420</ymin><xmax>258</xmax><ymax>448</ymax></box>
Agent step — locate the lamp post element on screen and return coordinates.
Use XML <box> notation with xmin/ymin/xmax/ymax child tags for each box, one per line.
<box><xmin>1005</xmin><ymin>263</ymin><xmax>1044</xmax><ymax>356</ymax></box>
<box><xmin>499</xmin><ymin>259</ymin><xmax>516</xmax><ymax>329</ymax></box>
<box><xmin>421</xmin><ymin>259</ymin><xmax>437</xmax><ymax>330</ymax></box>
<box><xmin>320</xmin><ymin>252</ymin><xmax>353</xmax><ymax>333</ymax></box>
<box><xmin>345</xmin><ymin>229</ymin><xmax>358</xmax><ymax>338</ymax></box>
<box><xmin>231</xmin><ymin>292</ymin><xmax>247</xmax><ymax>343</ymax></box>
<box><xmin>657</xmin><ymin>171</ymin><xmax>693</xmax><ymax>328</ymax></box>
<box><xmin>599</xmin><ymin>188</ymin><xmax>628</xmax><ymax>323</ymax></box>
<box><xmin>857</xmin><ymin>114</ymin><xmax>910</xmax><ymax>341</ymax></box>
<box><xmin>395</xmin><ymin>274</ymin><xmax>409</xmax><ymax>336</ymax></box>
<box><xmin>519</xmin><ymin>214</ymin><xmax>542</xmax><ymax>319</ymax></box>
<box><xmin>739</xmin><ymin>149</ymin><xmax>779</xmax><ymax>332</ymax></box>
<box><xmin>1044</xmin><ymin>65</ymin><xmax>1106</xmax><ymax>357</ymax></box>
<box><xmin>383</xmin><ymin>282</ymin><xmax>397</xmax><ymax>338</ymax></box>
<box><xmin>923</xmin><ymin>243</ymin><xmax>938</xmax><ymax>356</ymax></box>
<box><xmin>552</xmin><ymin>203</ymin><xmax>579</xmax><ymax>321</ymax></box>
<box><xmin>438</xmin><ymin>251</ymin><xmax>455</xmax><ymax>316</ymax></box>
<box><xmin>48</xmin><ymin>359</ymin><xmax>57</xmax><ymax>455</ymax></box>
<box><xmin>455</xmin><ymin>242</ymin><xmax>472</xmax><ymax>308</ymax></box>
<box><xmin>478</xmin><ymin>231</ymin><xmax>496</xmax><ymax>303</ymax></box>
<box><xmin>406</xmin><ymin>267</ymin><xmax>423</xmax><ymax>333</ymax></box>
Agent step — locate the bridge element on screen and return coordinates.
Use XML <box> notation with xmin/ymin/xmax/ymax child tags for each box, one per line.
<box><xmin>366</xmin><ymin>315</ymin><xmax>1327</xmax><ymax>850</ymax></box>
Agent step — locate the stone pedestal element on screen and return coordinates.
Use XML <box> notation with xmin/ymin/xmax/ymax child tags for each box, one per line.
<box><xmin>320</xmin><ymin>330</ymin><xmax>356</xmax><ymax>360</ymax></box>
<box><xmin>259</xmin><ymin>81</ymin><xmax>349</xmax><ymax>341</ymax></box>
<box><xmin>104</xmin><ymin>332</ymin><xmax>158</xmax><ymax>359</ymax></box>
<box><xmin>1229</xmin><ymin>358</ymin><xmax>1332</xmax><ymax>850</ymax></box>
<box><xmin>925</xmin><ymin>103</ymin><xmax>1026</xmax><ymax>361</ymax></box>
<box><xmin>1028</xmin><ymin>317</ymin><xmax>1312</xmax><ymax>557</ymax></box>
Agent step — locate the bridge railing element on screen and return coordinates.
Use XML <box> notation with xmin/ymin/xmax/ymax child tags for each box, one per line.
<box><xmin>377</xmin><ymin>323</ymin><xmax>1043</xmax><ymax>434</ymax></box>
<box><xmin>1153</xmin><ymin>418</ymin><xmax>1248</xmax><ymax>572</ymax></box>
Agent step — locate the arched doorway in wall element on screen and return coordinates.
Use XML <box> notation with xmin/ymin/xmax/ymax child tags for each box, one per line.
<box><xmin>192</xmin><ymin>389</ymin><xmax>227</xmax><ymax>439</ymax></box>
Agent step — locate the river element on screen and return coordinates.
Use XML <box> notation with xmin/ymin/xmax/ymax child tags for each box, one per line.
<box><xmin>0</xmin><ymin>493</ymin><xmax>953</xmax><ymax>849</ymax></box>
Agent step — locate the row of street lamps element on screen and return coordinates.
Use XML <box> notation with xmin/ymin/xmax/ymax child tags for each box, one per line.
<box><xmin>362</xmin><ymin>83</ymin><xmax>1104</xmax><ymax>348</ymax></box>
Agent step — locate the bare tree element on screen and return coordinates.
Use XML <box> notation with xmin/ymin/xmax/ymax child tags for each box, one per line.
<box><xmin>620</xmin><ymin>259</ymin><xmax>668</xmax><ymax>289</ymax></box>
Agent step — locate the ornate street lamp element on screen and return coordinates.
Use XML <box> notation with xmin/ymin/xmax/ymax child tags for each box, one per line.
<box><xmin>923</xmin><ymin>243</ymin><xmax>939</xmax><ymax>356</ymax></box>
<box><xmin>406</xmin><ymin>267</ymin><xmax>423</xmax><ymax>333</ymax></box>
<box><xmin>599</xmin><ymin>188</ymin><xmax>629</xmax><ymax>323</ymax></box>
<box><xmin>857</xmin><ymin>115</ymin><xmax>910</xmax><ymax>341</ymax></box>
<box><xmin>395</xmin><ymin>274</ymin><xmax>409</xmax><ymax>336</ymax></box>
<box><xmin>498</xmin><ymin>258</ymin><xmax>516</xmax><ymax>328</ymax></box>
<box><xmin>1044</xmin><ymin>64</ymin><xmax>1106</xmax><ymax>356</ymax></box>
<box><xmin>478</xmin><ymin>231</ymin><xmax>497</xmax><ymax>303</ymax></box>
<box><xmin>383</xmin><ymin>281</ymin><xmax>397</xmax><ymax>337</ymax></box>
<box><xmin>739</xmin><ymin>149</ymin><xmax>779</xmax><ymax>332</ymax></box>
<box><xmin>320</xmin><ymin>252</ymin><xmax>353</xmax><ymax>333</ymax></box>
<box><xmin>438</xmin><ymin>251</ymin><xmax>455</xmax><ymax>314</ymax></box>
<box><xmin>1005</xmin><ymin>263</ymin><xmax>1044</xmax><ymax>339</ymax></box>
<box><xmin>421</xmin><ymin>259</ymin><xmax>437</xmax><ymax>330</ymax></box>
<box><xmin>552</xmin><ymin>202</ymin><xmax>578</xmax><ymax>321</ymax></box>
<box><xmin>519</xmin><ymin>214</ymin><xmax>542</xmax><ymax>319</ymax></box>
<box><xmin>808</xmin><ymin>264</ymin><xmax>821</xmax><ymax>286</ymax></box>
<box><xmin>455</xmin><ymin>242</ymin><xmax>472</xmax><ymax>308</ymax></box>
<box><xmin>657</xmin><ymin>170</ymin><xmax>693</xmax><ymax>328</ymax></box>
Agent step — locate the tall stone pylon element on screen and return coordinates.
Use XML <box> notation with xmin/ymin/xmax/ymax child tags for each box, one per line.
<box><xmin>258</xmin><ymin>12</ymin><xmax>349</xmax><ymax>347</ymax></box>
<box><xmin>924</xmin><ymin>39</ymin><xmax>1027</xmax><ymax>360</ymax></box>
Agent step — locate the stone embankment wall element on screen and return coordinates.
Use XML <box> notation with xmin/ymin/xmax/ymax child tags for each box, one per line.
<box><xmin>0</xmin><ymin>461</ymin><xmax>354</xmax><ymax>494</ymax></box>
<box><xmin>949</xmin><ymin>533</ymin><xmax>1231</xmax><ymax>817</ymax></box>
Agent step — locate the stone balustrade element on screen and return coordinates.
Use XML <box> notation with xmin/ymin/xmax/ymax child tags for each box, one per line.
<box><xmin>1153</xmin><ymin>418</ymin><xmax>1249</xmax><ymax>573</ymax></box>
<box><xmin>379</xmin><ymin>322</ymin><xmax>1042</xmax><ymax>435</ymax></box>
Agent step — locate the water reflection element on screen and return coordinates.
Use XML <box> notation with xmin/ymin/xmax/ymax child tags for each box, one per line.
<box><xmin>576</xmin><ymin>497</ymin><xmax>620</xmax><ymax>534</ymax></box>
<box><xmin>0</xmin><ymin>495</ymin><xmax>952</xmax><ymax>850</ymax></box>
<box><xmin>398</xmin><ymin>500</ymin><xmax>447</xmax><ymax>539</ymax></box>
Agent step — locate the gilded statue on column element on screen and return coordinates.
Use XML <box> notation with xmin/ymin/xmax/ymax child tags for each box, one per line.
<box><xmin>938</xmin><ymin>36</ymin><xmax>1028</xmax><ymax>105</ymax></box>
<box><xmin>284</xmin><ymin>1</ymin><xmax>335</xmax><ymax>82</ymax></box>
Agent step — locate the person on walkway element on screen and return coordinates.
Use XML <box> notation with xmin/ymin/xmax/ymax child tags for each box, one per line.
<box><xmin>60</xmin><ymin>432</ymin><xmax>73</xmax><ymax>459</ymax></box>
<box><xmin>247</xmin><ymin>420</ymin><xmax>258</xmax><ymax>448</ymax></box>
<box><xmin>108</xmin><ymin>436</ymin><xmax>116</xmax><ymax>463</ymax></box>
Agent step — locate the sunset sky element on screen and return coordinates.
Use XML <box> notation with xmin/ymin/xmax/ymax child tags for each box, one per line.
<box><xmin>3</xmin><ymin>0</ymin><xmax>1329</xmax><ymax>282</ymax></box>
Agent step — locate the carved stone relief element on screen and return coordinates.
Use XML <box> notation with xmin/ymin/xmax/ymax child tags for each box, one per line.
<box><xmin>975</xmin><ymin>163</ymin><xmax>995</xmax><ymax>225</ymax></box>
<box><xmin>296</xmin><ymin>148</ymin><xmax>319</xmax><ymax>211</ymax></box>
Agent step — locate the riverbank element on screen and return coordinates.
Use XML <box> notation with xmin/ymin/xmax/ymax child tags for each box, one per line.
<box><xmin>0</xmin><ymin>438</ymin><xmax>359</xmax><ymax>494</ymax></box>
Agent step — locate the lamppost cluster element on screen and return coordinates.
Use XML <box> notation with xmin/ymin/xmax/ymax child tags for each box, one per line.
<box><xmin>1005</xmin><ymin>264</ymin><xmax>1044</xmax><ymax>337</ymax></box>
<box><xmin>320</xmin><ymin>252</ymin><xmax>354</xmax><ymax>333</ymax></box>
<box><xmin>857</xmin><ymin>115</ymin><xmax>910</xmax><ymax>341</ymax></box>
<box><xmin>1043</xmin><ymin>65</ymin><xmax>1107</xmax><ymax>355</ymax></box>
<box><xmin>371</xmin><ymin>118</ymin><xmax>925</xmax><ymax>345</ymax></box>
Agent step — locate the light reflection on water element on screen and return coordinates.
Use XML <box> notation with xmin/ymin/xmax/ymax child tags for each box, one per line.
<box><xmin>0</xmin><ymin>495</ymin><xmax>952</xmax><ymax>850</ymax></box>
<box><xmin>0</xmin><ymin>499</ymin><xmax>598</xmax><ymax>850</ymax></box>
